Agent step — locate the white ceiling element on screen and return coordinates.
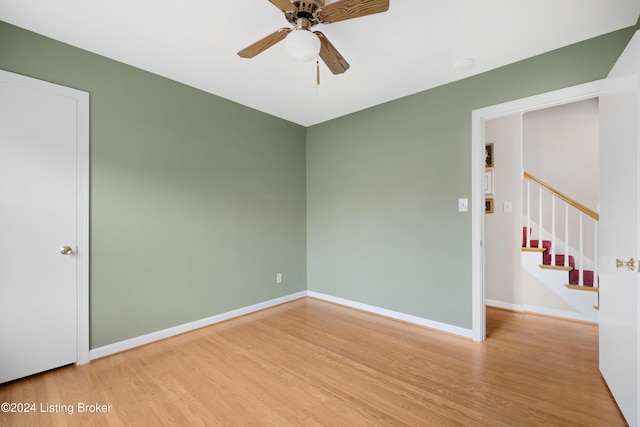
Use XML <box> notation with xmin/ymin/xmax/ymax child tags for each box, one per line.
<box><xmin>1</xmin><ymin>0</ymin><xmax>638</xmax><ymax>126</ymax></box>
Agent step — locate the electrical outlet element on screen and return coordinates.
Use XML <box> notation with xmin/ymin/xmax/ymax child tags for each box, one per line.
<box><xmin>276</xmin><ymin>273</ymin><xmax>282</xmax><ymax>284</ymax></box>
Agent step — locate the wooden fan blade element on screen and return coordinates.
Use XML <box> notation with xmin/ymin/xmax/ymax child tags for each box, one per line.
<box><xmin>314</xmin><ymin>31</ymin><xmax>350</xmax><ymax>74</ymax></box>
<box><xmin>320</xmin><ymin>0</ymin><xmax>389</xmax><ymax>23</ymax></box>
<box><xmin>268</xmin><ymin>0</ymin><xmax>294</xmax><ymax>12</ymax></box>
<box><xmin>237</xmin><ymin>28</ymin><xmax>291</xmax><ymax>58</ymax></box>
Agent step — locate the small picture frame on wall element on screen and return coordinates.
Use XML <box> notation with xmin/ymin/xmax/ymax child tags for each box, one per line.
<box><xmin>485</xmin><ymin>198</ymin><xmax>494</xmax><ymax>214</ymax></box>
<box><xmin>484</xmin><ymin>169</ymin><xmax>494</xmax><ymax>195</ymax></box>
<box><xmin>485</xmin><ymin>143</ymin><xmax>494</xmax><ymax>168</ymax></box>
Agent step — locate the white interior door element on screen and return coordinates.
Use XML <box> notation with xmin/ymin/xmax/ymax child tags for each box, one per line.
<box><xmin>599</xmin><ymin>31</ymin><xmax>640</xmax><ymax>427</ymax></box>
<box><xmin>0</xmin><ymin>72</ymin><xmax>85</xmax><ymax>383</ymax></box>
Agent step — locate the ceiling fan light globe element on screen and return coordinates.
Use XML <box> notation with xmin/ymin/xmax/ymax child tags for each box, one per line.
<box><xmin>285</xmin><ymin>29</ymin><xmax>321</xmax><ymax>62</ymax></box>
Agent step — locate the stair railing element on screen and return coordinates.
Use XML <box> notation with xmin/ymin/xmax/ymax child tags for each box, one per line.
<box><xmin>523</xmin><ymin>171</ymin><xmax>599</xmax><ymax>287</ymax></box>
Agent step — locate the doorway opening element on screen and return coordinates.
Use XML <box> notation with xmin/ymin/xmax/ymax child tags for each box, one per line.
<box><xmin>471</xmin><ymin>80</ymin><xmax>603</xmax><ymax>341</ymax></box>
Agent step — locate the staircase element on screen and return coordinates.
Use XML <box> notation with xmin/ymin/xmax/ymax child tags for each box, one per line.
<box><xmin>521</xmin><ymin>171</ymin><xmax>599</xmax><ymax>322</ymax></box>
<box><xmin>522</xmin><ymin>227</ymin><xmax>597</xmax><ymax>289</ymax></box>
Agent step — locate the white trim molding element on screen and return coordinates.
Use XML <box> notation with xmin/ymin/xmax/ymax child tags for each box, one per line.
<box><xmin>486</xmin><ymin>299</ymin><xmax>597</xmax><ymax>324</ymax></box>
<box><xmin>522</xmin><ymin>304</ymin><xmax>597</xmax><ymax>324</ymax></box>
<box><xmin>308</xmin><ymin>291</ymin><xmax>473</xmax><ymax>339</ymax></box>
<box><xmin>486</xmin><ymin>299</ymin><xmax>525</xmax><ymax>312</ymax></box>
<box><xmin>89</xmin><ymin>291</ymin><xmax>307</xmax><ymax>360</ymax></box>
<box><xmin>76</xmin><ymin>82</ymin><xmax>90</xmax><ymax>365</ymax></box>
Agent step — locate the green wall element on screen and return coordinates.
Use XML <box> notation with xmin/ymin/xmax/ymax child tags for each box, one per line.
<box><xmin>1</xmin><ymin>19</ymin><xmax>636</xmax><ymax>345</ymax></box>
<box><xmin>0</xmin><ymin>21</ymin><xmax>307</xmax><ymax>348</ymax></box>
<box><xmin>306</xmin><ymin>27</ymin><xmax>636</xmax><ymax>329</ymax></box>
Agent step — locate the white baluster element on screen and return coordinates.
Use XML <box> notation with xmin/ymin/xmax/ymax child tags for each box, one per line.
<box><xmin>564</xmin><ymin>203</ymin><xmax>569</xmax><ymax>268</ymax></box>
<box><xmin>551</xmin><ymin>196</ymin><xmax>556</xmax><ymax>265</ymax></box>
<box><xmin>579</xmin><ymin>213</ymin><xmax>584</xmax><ymax>286</ymax></box>
<box><xmin>594</xmin><ymin>221</ymin><xmax>599</xmax><ymax>288</ymax></box>
<box><xmin>538</xmin><ymin>187</ymin><xmax>543</xmax><ymax>249</ymax></box>
<box><xmin>526</xmin><ymin>180</ymin><xmax>531</xmax><ymax>248</ymax></box>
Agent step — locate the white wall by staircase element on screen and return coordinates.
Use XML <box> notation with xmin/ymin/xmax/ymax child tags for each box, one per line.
<box><xmin>522</xmin><ymin>270</ymin><xmax>577</xmax><ymax>312</ymax></box>
<box><xmin>523</xmin><ymin>98</ymin><xmax>599</xmax><ymax>210</ymax></box>
<box><xmin>485</xmin><ymin>114</ymin><xmax>523</xmax><ymax>306</ymax></box>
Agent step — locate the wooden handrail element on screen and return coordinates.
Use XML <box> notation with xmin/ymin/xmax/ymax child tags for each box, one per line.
<box><xmin>523</xmin><ymin>171</ymin><xmax>599</xmax><ymax>221</ymax></box>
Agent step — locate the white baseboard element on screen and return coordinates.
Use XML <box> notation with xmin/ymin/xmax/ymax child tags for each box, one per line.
<box><xmin>89</xmin><ymin>291</ymin><xmax>307</xmax><ymax>360</ymax></box>
<box><xmin>486</xmin><ymin>299</ymin><xmax>597</xmax><ymax>323</ymax></box>
<box><xmin>486</xmin><ymin>299</ymin><xmax>525</xmax><ymax>312</ymax></box>
<box><xmin>522</xmin><ymin>304</ymin><xmax>598</xmax><ymax>324</ymax></box>
<box><xmin>307</xmin><ymin>291</ymin><xmax>473</xmax><ymax>339</ymax></box>
<box><xmin>90</xmin><ymin>290</ymin><xmax>476</xmax><ymax>360</ymax></box>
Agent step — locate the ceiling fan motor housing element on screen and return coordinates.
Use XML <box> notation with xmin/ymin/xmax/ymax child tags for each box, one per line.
<box><xmin>286</xmin><ymin>0</ymin><xmax>324</xmax><ymax>28</ymax></box>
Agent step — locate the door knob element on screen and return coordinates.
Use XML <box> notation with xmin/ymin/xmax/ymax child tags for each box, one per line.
<box><xmin>616</xmin><ymin>258</ymin><xmax>635</xmax><ymax>271</ymax></box>
<box><xmin>60</xmin><ymin>246</ymin><xmax>73</xmax><ymax>255</ymax></box>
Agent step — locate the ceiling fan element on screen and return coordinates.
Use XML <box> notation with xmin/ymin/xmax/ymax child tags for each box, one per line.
<box><xmin>237</xmin><ymin>0</ymin><xmax>390</xmax><ymax>74</ymax></box>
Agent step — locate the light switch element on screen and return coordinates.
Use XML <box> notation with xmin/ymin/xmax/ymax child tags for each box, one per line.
<box><xmin>458</xmin><ymin>198</ymin><xmax>468</xmax><ymax>212</ymax></box>
<box><xmin>503</xmin><ymin>201</ymin><xmax>513</xmax><ymax>212</ymax></box>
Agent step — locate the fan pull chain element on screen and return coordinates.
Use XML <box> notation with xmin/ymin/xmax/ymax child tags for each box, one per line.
<box><xmin>316</xmin><ymin>58</ymin><xmax>320</xmax><ymax>87</ymax></box>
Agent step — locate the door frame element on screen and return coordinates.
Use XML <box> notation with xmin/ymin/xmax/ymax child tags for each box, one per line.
<box><xmin>470</xmin><ymin>80</ymin><xmax>603</xmax><ymax>341</ymax></box>
<box><xmin>0</xmin><ymin>69</ymin><xmax>90</xmax><ymax>364</ymax></box>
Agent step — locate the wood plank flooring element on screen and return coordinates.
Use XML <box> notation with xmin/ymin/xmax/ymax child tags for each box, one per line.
<box><xmin>0</xmin><ymin>298</ymin><xmax>626</xmax><ymax>426</ymax></box>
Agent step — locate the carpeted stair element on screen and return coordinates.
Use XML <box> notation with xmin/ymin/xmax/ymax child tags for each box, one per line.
<box><xmin>522</xmin><ymin>227</ymin><xmax>595</xmax><ymax>287</ymax></box>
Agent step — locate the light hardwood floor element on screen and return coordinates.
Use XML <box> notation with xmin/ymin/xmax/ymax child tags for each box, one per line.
<box><xmin>0</xmin><ymin>298</ymin><xmax>626</xmax><ymax>426</ymax></box>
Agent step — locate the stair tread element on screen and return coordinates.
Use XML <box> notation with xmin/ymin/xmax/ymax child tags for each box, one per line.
<box><xmin>539</xmin><ymin>264</ymin><xmax>573</xmax><ymax>271</ymax></box>
<box><xmin>522</xmin><ymin>247</ymin><xmax>546</xmax><ymax>252</ymax></box>
<box><xmin>565</xmin><ymin>284</ymin><xmax>599</xmax><ymax>293</ymax></box>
